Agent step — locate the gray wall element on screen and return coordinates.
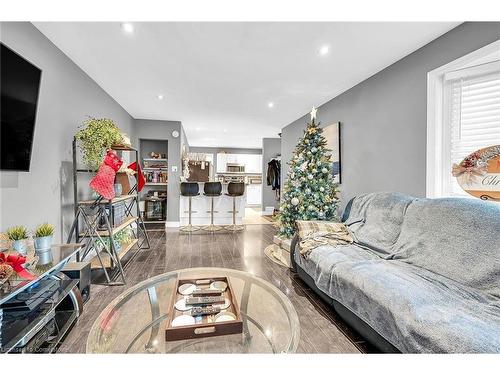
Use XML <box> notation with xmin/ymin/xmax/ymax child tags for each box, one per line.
<box><xmin>189</xmin><ymin>147</ymin><xmax>262</xmax><ymax>173</ymax></box>
<box><xmin>262</xmin><ymin>138</ymin><xmax>281</xmax><ymax>210</ymax></box>
<box><xmin>281</xmin><ymin>22</ymin><xmax>500</xmax><ymax>210</ymax></box>
<box><xmin>133</xmin><ymin>119</ymin><xmax>182</xmax><ymax>222</ymax></box>
<box><xmin>0</xmin><ymin>22</ymin><xmax>135</xmax><ymax>241</ymax></box>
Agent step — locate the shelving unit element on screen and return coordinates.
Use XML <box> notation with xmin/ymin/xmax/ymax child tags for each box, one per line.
<box><xmin>90</xmin><ymin>238</ymin><xmax>138</xmax><ymax>269</ymax></box>
<box><xmin>139</xmin><ymin>139</ymin><xmax>168</xmax><ymax>223</ymax></box>
<box><xmin>79</xmin><ymin>216</ymin><xmax>138</xmax><ymax>237</ymax></box>
<box><xmin>67</xmin><ymin>139</ymin><xmax>151</xmax><ymax>286</ymax></box>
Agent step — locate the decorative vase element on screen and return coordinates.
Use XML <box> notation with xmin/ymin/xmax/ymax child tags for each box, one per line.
<box><xmin>34</xmin><ymin>235</ymin><xmax>53</xmax><ymax>251</ymax></box>
<box><xmin>114</xmin><ymin>183</ymin><xmax>123</xmax><ymax>197</ymax></box>
<box><xmin>36</xmin><ymin>248</ymin><xmax>53</xmax><ymax>265</ymax></box>
<box><xmin>12</xmin><ymin>239</ymin><xmax>27</xmax><ymax>255</ymax></box>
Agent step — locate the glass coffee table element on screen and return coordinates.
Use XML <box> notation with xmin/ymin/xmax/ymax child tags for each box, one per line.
<box><xmin>86</xmin><ymin>267</ymin><xmax>300</xmax><ymax>353</ymax></box>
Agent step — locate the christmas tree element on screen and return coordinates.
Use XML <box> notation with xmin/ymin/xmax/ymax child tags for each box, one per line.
<box><xmin>277</xmin><ymin>107</ymin><xmax>340</xmax><ymax>238</ymax></box>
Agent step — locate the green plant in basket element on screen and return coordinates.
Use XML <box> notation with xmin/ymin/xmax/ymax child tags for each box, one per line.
<box><xmin>7</xmin><ymin>226</ymin><xmax>28</xmax><ymax>241</ymax></box>
<box><xmin>114</xmin><ymin>228</ymin><xmax>133</xmax><ymax>245</ymax></box>
<box><xmin>7</xmin><ymin>226</ymin><xmax>29</xmax><ymax>255</ymax></box>
<box><xmin>34</xmin><ymin>223</ymin><xmax>54</xmax><ymax>238</ymax></box>
<box><xmin>75</xmin><ymin>117</ymin><xmax>124</xmax><ymax>170</ymax></box>
<box><xmin>33</xmin><ymin>223</ymin><xmax>55</xmax><ymax>252</ymax></box>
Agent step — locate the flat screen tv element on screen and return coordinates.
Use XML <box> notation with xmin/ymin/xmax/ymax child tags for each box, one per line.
<box><xmin>1</xmin><ymin>43</ymin><xmax>42</xmax><ymax>171</ymax></box>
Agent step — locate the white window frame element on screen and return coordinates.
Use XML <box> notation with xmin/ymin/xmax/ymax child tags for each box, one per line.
<box><xmin>426</xmin><ymin>39</ymin><xmax>500</xmax><ymax>198</ymax></box>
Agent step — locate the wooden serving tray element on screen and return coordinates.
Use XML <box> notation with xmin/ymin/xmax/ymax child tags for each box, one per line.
<box><xmin>165</xmin><ymin>275</ymin><xmax>243</xmax><ymax>341</ymax></box>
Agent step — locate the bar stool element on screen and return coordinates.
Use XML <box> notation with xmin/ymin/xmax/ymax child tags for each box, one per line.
<box><xmin>203</xmin><ymin>182</ymin><xmax>223</xmax><ymax>232</ymax></box>
<box><xmin>180</xmin><ymin>182</ymin><xmax>201</xmax><ymax>233</ymax></box>
<box><xmin>225</xmin><ymin>182</ymin><xmax>245</xmax><ymax>232</ymax></box>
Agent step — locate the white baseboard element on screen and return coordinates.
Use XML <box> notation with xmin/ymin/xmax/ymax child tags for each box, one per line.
<box><xmin>165</xmin><ymin>221</ymin><xmax>180</xmax><ymax>228</ymax></box>
<box><xmin>262</xmin><ymin>206</ymin><xmax>275</xmax><ymax>215</ymax></box>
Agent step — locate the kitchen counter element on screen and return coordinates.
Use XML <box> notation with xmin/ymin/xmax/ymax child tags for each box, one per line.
<box><xmin>179</xmin><ymin>182</ymin><xmax>247</xmax><ymax>225</ymax></box>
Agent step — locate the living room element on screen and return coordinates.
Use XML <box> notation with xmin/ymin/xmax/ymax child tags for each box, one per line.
<box><xmin>1</xmin><ymin>0</ymin><xmax>499</xmax><ymax>373</ymax></box>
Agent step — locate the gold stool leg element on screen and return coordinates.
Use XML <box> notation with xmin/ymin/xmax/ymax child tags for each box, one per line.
<box><xmin>225</xmin><ymin>195</ymin><xmax>244</xmax><ymax>232</ymax></box>
<box><xmin>203</xmin><ymin>196</ymin><xmax>223</xmax><ymax>232</ymax></box>
<box><xmin>180</xmin><ymin>196</ymin><xmax>201</xmax><ymax>234</ymax></box>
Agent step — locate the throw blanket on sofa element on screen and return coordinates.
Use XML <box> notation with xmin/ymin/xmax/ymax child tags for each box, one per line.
<box><xmin>296</xmin><ymin>220</ymin><xmax>353</xmax><ymax>258</ymax></box>
<box><xmin>293</xmin><ymin>192</ymin><xmax>500</xmax><ymax>353</ymax></box>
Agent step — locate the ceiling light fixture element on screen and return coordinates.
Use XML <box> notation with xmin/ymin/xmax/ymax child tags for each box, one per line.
<box><xmin>268</xmin><ymin>102</ymin><xmax>275</xmax><ymax>108</ymax></box>
<box><xmin>318</xmin><ymin>45</ymin><xmax>329</xmax><ymax>56</ymax></box>
<box><xmin>157</xmin><ymin>94</ymin><xmax>164</xmax><ymax>100</ymax></box>
<box><xmin>121</xmin><ymin>23</ymin><xmax>134</xmax><ymax>34</ymax></box>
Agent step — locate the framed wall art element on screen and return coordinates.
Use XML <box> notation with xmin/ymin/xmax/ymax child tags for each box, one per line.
<box><xmin>323</xmin><ymin>122</ymin><xmax>341</xmax><ymax>183</ymax></box>
<box><xmin>452</xmin><ymin>145</ymin><xmax>500</xmax><ymax>201</ymax></box>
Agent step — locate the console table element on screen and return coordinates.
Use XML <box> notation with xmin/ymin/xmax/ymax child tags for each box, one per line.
<box><xmin>0</xmin><ymin>243</ymin><xmax>84</xmax><ymax>353</ymax></box>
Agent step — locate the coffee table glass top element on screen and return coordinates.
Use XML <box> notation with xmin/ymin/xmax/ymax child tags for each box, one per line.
<box><xmin>86</xmin><ymin>267</ymin><xmax>300</xmax><ymax>353</ymax></box>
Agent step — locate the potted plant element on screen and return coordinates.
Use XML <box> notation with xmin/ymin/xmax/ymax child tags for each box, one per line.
<box><xmin>7</xmin><ymin>226</ymin><xmax>28</xmax><ymax>255</ymax></box>
<box><xmin>34</xmin><ymin>223</ymin><xmax>54</xmax><ymax>251</ymax></box>
<box><xmin>75</xmin><ymin>117</ymin><xmax>125</xmax><ymax>170</ymax></box>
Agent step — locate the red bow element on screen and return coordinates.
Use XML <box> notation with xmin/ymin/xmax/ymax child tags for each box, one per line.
<box><xmin>0</xmin><ymin>253</ymin><xmax>36</xmax><ymax>280</ymax></box>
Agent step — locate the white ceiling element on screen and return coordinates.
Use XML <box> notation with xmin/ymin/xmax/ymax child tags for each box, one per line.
<box><xmin>34</xmin><ymin>22</ymin><xmax>459</xmax><ymax>148</ymax></box>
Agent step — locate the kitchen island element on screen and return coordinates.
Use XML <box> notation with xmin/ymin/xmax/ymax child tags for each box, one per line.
<box><xmin>179</xmin><ymin>182</ymin><xmax>247</xmax><ymax>226</ymax></box>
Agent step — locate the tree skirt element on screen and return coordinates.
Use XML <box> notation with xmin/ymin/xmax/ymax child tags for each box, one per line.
<box><xmin>264</xmin><ymin>244</ymin><xmax>290</xmax><ymax>268</ymax></box>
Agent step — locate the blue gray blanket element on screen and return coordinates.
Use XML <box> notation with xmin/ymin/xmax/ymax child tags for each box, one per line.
<box><xmin>295</xmin><ymin>192</ymin><xmax>500</xmax><ymax>353</ymax></box>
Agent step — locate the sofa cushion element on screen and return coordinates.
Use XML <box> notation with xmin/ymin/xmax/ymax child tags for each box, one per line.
<box><xmin>329</xmin><ymin>259</ymin><xmax>500</xmax><ymax>353</ymax></box>
<box><xmin>392</xmin><ymin>197</ymin><xmax>500</xmax><ymax>298</ymax></box>
<box><xmin>342</xmin><ymin>192</ymin><xmax>414</xmax><ymax>256</ymax></box>
<box><xmin>294</xmin><ymin>243</ymin><xmax>380</xmax><ymax>296</ymax></box>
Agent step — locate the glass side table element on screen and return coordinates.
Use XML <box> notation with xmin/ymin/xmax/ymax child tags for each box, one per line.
<box><xmin>86</xmin><ymin>267</ymin><xmax>300</xmax><ymax>353</ymax></box>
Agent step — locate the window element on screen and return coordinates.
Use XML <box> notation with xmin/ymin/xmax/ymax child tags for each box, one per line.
<box><xmin>427</xmin><ymin>40</ymin><xmax>500</xmax><ymax>198</ymax></box>
<box><xmin>443</xmin><ymin>61</ymin><xmax>500</xmax><ymax>196</ymax></box>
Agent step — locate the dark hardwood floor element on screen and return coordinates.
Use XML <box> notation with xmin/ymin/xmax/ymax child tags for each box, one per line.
<box><xmin>59</xmin><ymin>224</ymin><xmax>376</xmax><ymax>353</ymax></box>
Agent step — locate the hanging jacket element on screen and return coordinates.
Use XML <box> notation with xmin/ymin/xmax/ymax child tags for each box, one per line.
<box><xmin>267</xmin><ymin>159</ymin><xmax>281</xmax><ymax>191</ymax></box>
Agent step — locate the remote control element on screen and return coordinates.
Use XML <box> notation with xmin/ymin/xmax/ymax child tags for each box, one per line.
<box><xmin>195</xmin><ymin>279</ymin><xmax>211</xmax><ymax>285</ymax></box>
<box><xmin>190</xmin><ymin>305</ymin><xmax>221</xmax><ymax>316</ymax></box>
<box><xmin>192</xmin><ymin>289</ymin><xmax>223</xmax><ymax>296</ymax></box>
<box><xmin>185</xmin><ymin>296</ymin><xmax>225</xmax><ymax>306</ymax></box>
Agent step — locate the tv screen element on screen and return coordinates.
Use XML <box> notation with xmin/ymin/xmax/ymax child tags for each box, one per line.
<box><xmin>1</xmin><ymin>43</ymin><xmax>42</xmax><ymax>171</ymax></box>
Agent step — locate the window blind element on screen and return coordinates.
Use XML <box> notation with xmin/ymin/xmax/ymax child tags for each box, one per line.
<box><xmin>446</xmin><ymin>62</ymin><xmax>500</xmax><ymax>196</ymax></box>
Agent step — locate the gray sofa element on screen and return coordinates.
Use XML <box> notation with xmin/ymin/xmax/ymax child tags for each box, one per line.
<box><xmin>291</xmin><ymin>192</ymin><xmax>500</xmax><ymax>353</ymax></box>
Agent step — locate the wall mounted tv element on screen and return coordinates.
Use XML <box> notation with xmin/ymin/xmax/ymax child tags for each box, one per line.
<box><xmin>1</xmin><ymin>43</ymin><xmax>42</xmax><ymax>171</ymax></box>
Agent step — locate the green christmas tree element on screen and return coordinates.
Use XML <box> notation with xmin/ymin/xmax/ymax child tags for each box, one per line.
<box><xmin>278</xmin><ymin>107</ymin><xmax>340</xmax><ymax>238</ymax></box>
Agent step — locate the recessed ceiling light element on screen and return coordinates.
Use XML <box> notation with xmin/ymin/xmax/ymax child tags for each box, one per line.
<box><xmin>223</xmin><ymin>128</ymin><xmax>227</xmax><ymax>133</ymax></box>
<box><xmin>195</xmin><ymin>127</ymin><xmax>201</xmax><ymax>131</ymax></box>
<box><xmin>157</xmin><ymin>94</ymin><xmax>164</xmax><ymax>100</ymax></box>
<box><xmin>121</xmin><ymin>23</ymin><xmax>134</xmax><ymax>34</ymax></box>
<box><xmin>268</xmin><ymin>102</ymin><xmax>275</xmax><ymax>108</ymax></box>
<box><xmin>318</xmin><ymin>45</ymin><xmax>329</xmax><ymax>56</ymax></box>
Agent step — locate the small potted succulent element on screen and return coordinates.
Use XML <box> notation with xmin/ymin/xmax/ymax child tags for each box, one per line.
<box><xmin>34</xmin><ymin>223</ymin><xmax>54</xmax><ymax>251</ymax></box>
<box><xmin>7</xmin><ymin>226</ymin><xmax>28</xmax><ymax>255</ymax></box>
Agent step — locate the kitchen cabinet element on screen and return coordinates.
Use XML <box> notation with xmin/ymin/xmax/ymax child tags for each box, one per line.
<box><xmin>216</xmin><ymin>153</ymin><xmax>262</xmax><ymax>173</ymax></box>
<box><xmin>246</xmin><ymin>184</ymin><xmax>262</xmax><ymax>206</ymax></box>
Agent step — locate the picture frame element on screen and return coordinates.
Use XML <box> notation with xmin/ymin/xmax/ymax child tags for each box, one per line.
<box><xmin>323</xmin><ymin>122</ymin><xmax>341</xmax><ymax>184</ymax></box>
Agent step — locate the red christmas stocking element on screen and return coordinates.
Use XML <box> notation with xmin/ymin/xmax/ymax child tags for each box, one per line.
<box><xmin>128</xmin><ymin>161</ymin><xmax>146</xmax><ymax>192</ymax></box>
<box><xmin>90</xmin><ymin>150</ymin><xmax>123</xmax><ymax>200</ymax></box>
